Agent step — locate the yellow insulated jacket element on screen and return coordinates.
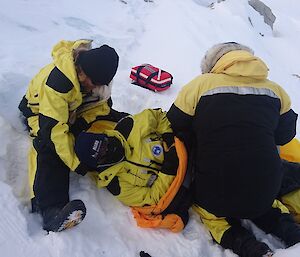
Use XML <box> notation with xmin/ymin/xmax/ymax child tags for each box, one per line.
<box><xmin>91</xmin><ymin>109</ymin><xmax>176</xmax><ymax>207</ymax></box>
<box><xmin>173</xmin><ymin>50</ymin><xmax>292</xmax><ymax>117</ymax></box>
<box><xmin>20</xmin><ymin>40</ymin><xmax>110</xmax><ymax>172</ymax></box>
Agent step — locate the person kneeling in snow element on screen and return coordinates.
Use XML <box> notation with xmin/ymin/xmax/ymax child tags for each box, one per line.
<box><xmin>74</xmin><ymin>108</ymin><xmax>193</xmax><ymax>232</ymax></box>
<box><xmin>18</xmin><ymin>39</ymin><xmax>126</xmax><ymax>232</ymax></box>
<box><xmin>167</xmin><ymin>42</ymin><xmax>300</xmax><ymax>256</ymax></box>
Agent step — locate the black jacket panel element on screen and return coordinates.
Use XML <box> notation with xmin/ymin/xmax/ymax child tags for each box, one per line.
<box><xmin>192</xmin><ymin>93</ymin><xmax>283</xmax><ymax>218</ymax></box>
<box><xmin>275</xmin><ymin>109</ymin><xmax>298</xmax><ymax>145</ymax></box>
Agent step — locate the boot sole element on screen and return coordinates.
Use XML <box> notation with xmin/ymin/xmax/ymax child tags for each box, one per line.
<box><xmin>43</xmin><ymin>200</ymin><xmax>86</xmax><ymax>232</ymax></box>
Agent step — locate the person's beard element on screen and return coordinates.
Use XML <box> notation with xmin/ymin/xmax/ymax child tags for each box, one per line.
<box><xmin>91</xmin><ymin>82</ymin><xmax>112</xmax><ymax>102</ymax></box>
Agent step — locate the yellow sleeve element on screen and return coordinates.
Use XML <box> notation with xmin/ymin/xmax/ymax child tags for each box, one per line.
<box><xmin>116</xmin><ymin>172</ymin><xmax>175</xmax><ymax>207</ymax></box>
<box><xmin>174</xmin><ymin>76</ymin><xmax>203</xmax><ymax>116</ymax></box>
<box><xmin>131</xmin><ymin>108</ymin><xmax>173</xmax><ymax>137</ymax></box>
<box><xmin>39</xmin><ymin>85</ymin><xmax>80</xmax><ymax>171</ymax></box>
<box><xmin>77</xmin><ymin>101</ymin><xmax>111</xmax><ymax>124</ymax></box>
<box><xmin>277</xmin><ymin>86</ymin><xmax>292</xmax><ymax>115</ymax></box>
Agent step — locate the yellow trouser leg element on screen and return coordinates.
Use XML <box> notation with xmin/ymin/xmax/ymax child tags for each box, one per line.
<box><xmin>281</xmin><ymin>189</ymin><xmax>300</xmax><ymax>223</ymax></box>
<box><xmin>28</xmin><ymin>143</ymin><xmax>37</xmax><ymax>199</ymax></box>
<box><xmin>192</xmin><ymin>204</ymin><xmax>230</xmax><ymax>243</ymax></box>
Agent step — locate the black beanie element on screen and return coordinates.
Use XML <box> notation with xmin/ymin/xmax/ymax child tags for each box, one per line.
<box><xmin>75</xmin><ymin>132</ymin><xmax>109</xmax><ymax>169</ymax></box>
<box><xmin>75</xmin><ymin>131</ymin><xmax>125</xmax><ymax>169</ymax></box>
<box><xmin>77</xmin><ymin>45</ymin><xmax>119</xmax><ymax>85</ymax></box>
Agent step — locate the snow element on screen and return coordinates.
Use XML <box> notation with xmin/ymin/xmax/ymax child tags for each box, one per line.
<box><xmin>0</xmin><ymin>0</ymin><xmax>299</xmax><ymax>256</ymax></box>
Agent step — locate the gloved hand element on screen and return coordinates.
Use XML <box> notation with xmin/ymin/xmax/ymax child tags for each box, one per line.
<box><xmin>139</xmin><ymin>251</ymin><xmax>152</xmax><ymax>257</ymax></box>
<box><xmin>161</xmin><ymin>145</ymin><xmax>178</xmax><ymax>175</ymax></box>
<box><xmin>74</xmin><ymin>162</ymin><xmax>91</xmax><ymax>176</ymax></box>
<box><xmin>162</xmin><ymin>132</ymin><xmax>175</xmax><ymax>151</ymax></box>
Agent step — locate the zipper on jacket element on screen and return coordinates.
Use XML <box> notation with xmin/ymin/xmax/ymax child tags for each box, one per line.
<box><xmin>126</xmin><ymin>159</ymin><xmax>161</xmax><ymax>173</ymax></box>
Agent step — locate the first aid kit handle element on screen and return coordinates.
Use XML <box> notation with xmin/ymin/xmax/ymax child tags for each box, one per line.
<box><xmin>157</xmin><ymin>69</ymin><xmax>161</xmax><ymax>80</ymax></box>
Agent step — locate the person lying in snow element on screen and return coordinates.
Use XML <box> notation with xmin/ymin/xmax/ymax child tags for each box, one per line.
<box><xmin>75</xmin><ymin>107</ymin><xmax>300</xmax><ymax>256</ymax></box>
<box><xmin>18</xmin><ymin>39</ymin><xmax>127</xmax><ymax>232</ymax></box>
<box><xmin>75</xmin><ymin>108</ymin><xmax>193</xmax><ymax>232</ymax></box>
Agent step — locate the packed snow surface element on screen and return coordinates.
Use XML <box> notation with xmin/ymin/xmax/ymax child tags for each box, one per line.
<box><xmin>0</xmin><ymin>0</ymin><xmax>299</xmax><ymax>256</ymax></box>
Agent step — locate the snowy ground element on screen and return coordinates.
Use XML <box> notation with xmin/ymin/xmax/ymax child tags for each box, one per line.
<box><xmin>0</xmin><ymin>0</ymin><xmax>300</xmax><ymax>256</ymax></box>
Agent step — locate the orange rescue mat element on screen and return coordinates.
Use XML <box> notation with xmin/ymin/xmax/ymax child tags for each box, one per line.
<box><xmin>131</xmin><ymin>137</ymin><xmax>188</xmax><ymax>232</ymax></box>
<box><xmin>280</xmin><ymin>138</ymin><xmax>300</xmax><ymax>163</ymax></box>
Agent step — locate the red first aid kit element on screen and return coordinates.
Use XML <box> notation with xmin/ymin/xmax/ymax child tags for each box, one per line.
<box><xmin>130</xmin><ymin>64</ymin><xmax>173</xmax><ymax>92</ymax></box>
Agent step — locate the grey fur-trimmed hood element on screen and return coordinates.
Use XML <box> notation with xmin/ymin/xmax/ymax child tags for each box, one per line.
<box><xmin>201</xmin><ymin>42</ymin><xmax>254</xmax><ymax>74</ymax></box>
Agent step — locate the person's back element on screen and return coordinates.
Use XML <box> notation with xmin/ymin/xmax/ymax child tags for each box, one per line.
<box><xmin>167</xmin><ymin>42</ymin><xmax>298</xmax><ymax>219</ymax></box>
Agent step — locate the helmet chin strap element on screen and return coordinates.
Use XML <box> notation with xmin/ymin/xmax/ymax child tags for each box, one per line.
<box><xmin>96</xmin><ymin>155</ymin><xmax>125</xmax><ymax>168</ymax></box>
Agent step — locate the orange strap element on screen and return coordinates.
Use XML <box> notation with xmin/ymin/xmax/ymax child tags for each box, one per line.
<box><xmin>132</xmin><ymin>212</ymin><xmax>184</xmax><ymax>233</ymax></box>
<box><xmin>131</xmin><ymin>137</ymin><xmax>188</xmax><ymax>232</ymax></box>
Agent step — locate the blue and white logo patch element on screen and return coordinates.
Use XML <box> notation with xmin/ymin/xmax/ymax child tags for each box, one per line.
<box><xmin>152</xmin><ymin>145</ymin><xmax>163</xmax><ymax>156</ymax></box>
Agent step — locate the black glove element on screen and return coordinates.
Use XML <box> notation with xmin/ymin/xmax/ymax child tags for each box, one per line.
<box><xmin>221</xmin><ymin>224</ymin><xmax>273</xmax><ymax>257</ymax></box>
<box><xmin>74</xmin><ymin>162</ymin><xmax>91</xmax><ymax>176</ymax></box>
<box><xmin>161</xmin><ymin>146</ymin><xmax>178</xmax><ymax>175</ymax></box>
<box><xmin>162</xmin><ymin>132</ymin><xmax>175</xmax><ymax>150</ymax></box>
<box><xmin>70</xmin><ymin>117</ymin><xmax>89</xmax><ymax>137</ymax></box>
<box><xmin>140</xmin><ymin>251</ymin><xmax>152</xmax><ymax>257</ymax></box>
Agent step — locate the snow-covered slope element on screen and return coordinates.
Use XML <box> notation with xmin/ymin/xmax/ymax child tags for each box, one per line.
<box><xmin>0</xmin><ymin>0</ymin><xmax>299</xmax><ymax>256</ymax></box>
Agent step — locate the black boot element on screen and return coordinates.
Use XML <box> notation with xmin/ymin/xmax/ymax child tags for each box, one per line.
<box><xmin>42</xmin><ymin>199</ymin><xmax>86</xmax><ymax>232</ymax></box>
<box><xmin>252</xmin><ymin>206</ymin><xmax>300</xmax><ymax>248</ymax></box>
<box><xmin>273</xmin><ymin>213</ymin><xmax>300</xmax><ymax>247</ymax></box>
<box><xmin>220</xmin><ymin>222</ymin><xmax>273</xmax><ymax>257</ymax></box>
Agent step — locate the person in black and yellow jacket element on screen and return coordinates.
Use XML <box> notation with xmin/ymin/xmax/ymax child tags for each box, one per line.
<box><xmin>18</xmin><ymin>39</ymin><xmax>126</xmax><ymax>232</ymax></box>
<box><xmin>167</xmin><ymin>42</ymin><xmax>300</xmax><ymax>256</ymax></box>
<box><xmin>74</xmin><ymin>108</ymin><xmax>192</xmax><ymax>232</ymax></box>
